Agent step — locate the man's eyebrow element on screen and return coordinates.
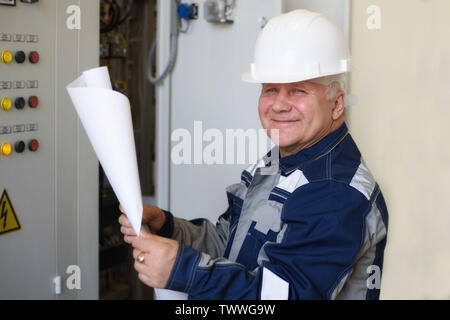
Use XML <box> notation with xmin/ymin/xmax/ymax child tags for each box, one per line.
<box><xmin>262</xmin><ymin>83</ymin><xmax>310</xmax><ymax>88</ymax></box>
<box><xmin>291</xmin><ymin>82</ymin><xmax>308</xmax><ymax>87</ymax></box>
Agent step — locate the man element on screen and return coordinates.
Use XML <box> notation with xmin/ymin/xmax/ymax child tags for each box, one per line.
<box><xmin>119</xmin><ymin>9</ymin><xmax>388</xmax><ymax>300</ymax></box>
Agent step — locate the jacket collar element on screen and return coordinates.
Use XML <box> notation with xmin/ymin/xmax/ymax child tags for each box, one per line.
<box><xmin>272</xmin><ymin>122</ymin><xmax>349</xmax><ymax>175</ymax></box>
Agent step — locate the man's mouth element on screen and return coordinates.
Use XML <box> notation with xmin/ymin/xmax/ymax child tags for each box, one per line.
<box><xmin>272</xmin><ymin>119</ymin><xmax>300</xmax><ymax>125</ymax></box>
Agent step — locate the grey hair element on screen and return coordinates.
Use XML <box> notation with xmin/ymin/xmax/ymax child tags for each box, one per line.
<box><xmin>326</xmin><ymin>80</ymin><xmax>345</xmax><ymax>101</ymax></box>
<box><xmin>310</xmin><ymin>74</ymin><xmax>346</xmax><ymax>101</ymax></box>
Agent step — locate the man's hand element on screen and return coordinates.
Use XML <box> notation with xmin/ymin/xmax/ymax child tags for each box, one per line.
<box><xmin>118</xmin><ymin>204</ymin><xmax>166</xmax><ymax>242</ymax></box>
<box><xmin>129</xmin><ymin>231</ymin><xmax>179</xmax><ymax>289</ymax></box>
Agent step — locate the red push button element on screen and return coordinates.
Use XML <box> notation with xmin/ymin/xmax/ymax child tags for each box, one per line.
<box><xmin>29</xmin><ymin>96</ymin><xmax>39</xmax><ymax>108</ymax></box>
<box><xmin>28</xmin><ymin>139</ymin><xmax>39</xmax><ymax>152</ymax></box>
<box><xmin>29</xmin><ymin>51</ymin><xmax>39</xmax><ymax>64</ymax></box>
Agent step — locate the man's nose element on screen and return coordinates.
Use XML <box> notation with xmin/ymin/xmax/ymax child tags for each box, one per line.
<box><xmin>272</xmin><ymin>94</ymin><xmax>292</xmax><ymax>112</ymax></box>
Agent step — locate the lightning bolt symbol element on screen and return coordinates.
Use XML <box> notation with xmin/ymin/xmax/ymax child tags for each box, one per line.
<box><xmin>0</xmin><ymin>200</ymin><xmax>7</xmax><ymax>230</ymax></box>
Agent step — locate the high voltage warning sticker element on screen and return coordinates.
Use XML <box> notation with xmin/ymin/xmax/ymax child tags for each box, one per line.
<box><xmin>0</xmin><ymin>189</ymin><xmax>21</xmax><ymax>236</ymax></box>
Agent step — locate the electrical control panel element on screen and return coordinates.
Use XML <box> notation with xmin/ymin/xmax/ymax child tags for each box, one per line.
<box><xmin>0</xmin><ymin>0</ymin><xmax>99</xmax><ymax>299</ymax></box>
<box><xmin>0</xmin><ymin>24</ymin><xmax>41</xmax><ymax>160</ymax></box>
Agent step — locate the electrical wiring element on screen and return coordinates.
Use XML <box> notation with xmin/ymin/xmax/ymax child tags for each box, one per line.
<box><xmin>179</xmin><ymin>18</ymin><xmax>190</xmax><ymax>33</ymax></box>
<box><xmin>116</xmin><ymin>0</ymin><xmax>134</xmax><ymax>26</ymax></box>
<box><xmin>100</xmin><ymin>0</ymin><xmax>134</xmax><ymax>34</ymax></box>
<box><xmin>100</xmin><ymin>0</ymin><xmax>119</xmax><ymax>34</ymax></box>
<box><xmin>147</xmin><ymin>0</ymin><xmax>181</xmax><ymax>85</ymax></box>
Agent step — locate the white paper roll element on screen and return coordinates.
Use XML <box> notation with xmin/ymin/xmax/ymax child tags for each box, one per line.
<box><xmin>154</xmin><ymin>288</ymin><xmax>189</xmax><ymax>300</ymax></box>
<box><xmin>66</xmin><ymin>66</ymin><xmax>143</xmax><ymax>236</ymax></box>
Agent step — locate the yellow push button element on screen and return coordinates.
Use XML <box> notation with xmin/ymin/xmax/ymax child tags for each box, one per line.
<box><xmin>1</xmin><ymin>143</ymin><xmax>12</xmax><ymax>156</ymax></box>
<box><xmin>1</xmin><ymin>97</ymin><xmax>12</xmax><ymax>111</ymax></box>
<box><xmin>1</xmin><ymin>50</ymin><xmax>13</xmax><ymax>64</ymax></box>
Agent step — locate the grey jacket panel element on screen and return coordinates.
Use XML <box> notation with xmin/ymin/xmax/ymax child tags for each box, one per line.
<box><xmin>171</xmin><ymin>217</ymin><xmax>228</xmax><ymax>259</ymax></box>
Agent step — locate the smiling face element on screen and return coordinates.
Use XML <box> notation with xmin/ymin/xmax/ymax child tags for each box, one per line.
<box><xmin>258</xmin><ymin>80</ymin><xmax>345</xmax><ymax>158</ymax></box>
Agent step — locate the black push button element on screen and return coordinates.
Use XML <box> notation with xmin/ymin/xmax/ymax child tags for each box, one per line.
<box><xmin>15</xmin><ymin>97</ymin><xmax>25</xmax><ymax>110</ymax></box>
<box><xmin>15</xmin><ymin>51</ymin><xmax>26</xmax><ymax>64</ymax></box>
<box><xmin>15</xmin><ymin>141</ymin><xmax>25</xmax><ymax>153</ymax></box>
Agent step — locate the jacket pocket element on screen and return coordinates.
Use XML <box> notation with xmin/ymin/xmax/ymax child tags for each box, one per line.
<box><xmin>251</xmin><ymin>201</ymin><xmax>283</xmax><ymax>236</ymax></box>
<box><xmin>236</xmin><ymin>201</ymin><xmax>284</xmax><ymax>269</ymax></box>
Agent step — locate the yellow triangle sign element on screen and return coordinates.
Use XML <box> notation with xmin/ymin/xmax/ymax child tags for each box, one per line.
<box><xmin>0</xmin><ymin>189</ymin><xmax>21</xmax><ymax>236</ymax></box>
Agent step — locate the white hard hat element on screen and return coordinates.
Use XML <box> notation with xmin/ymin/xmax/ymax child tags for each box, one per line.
<box><xmin>242</xmin><ymin>9</ymin><xmax>351</xmax><ymax>84</ymax></box>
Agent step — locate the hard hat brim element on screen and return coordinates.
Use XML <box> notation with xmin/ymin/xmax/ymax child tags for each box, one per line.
<box><xmin>241</xmin><ymin>71</ymin><xmax>348</xmax><ymax>85</ymax></box>
<box><xmin>241</xmin><ymin>72</ymin><xmax>257</xmax><ymax>83</ymax></box>
<box><xmin>242</xmin><ymin>72</ymin><xmax>309</xmax><ymax>84</ymax></box>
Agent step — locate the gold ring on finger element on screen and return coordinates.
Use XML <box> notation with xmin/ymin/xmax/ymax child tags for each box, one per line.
<box><xmin>137</xmin><ymin>252</ymin><xmax>146</xmax><ymax>263</ymax></box>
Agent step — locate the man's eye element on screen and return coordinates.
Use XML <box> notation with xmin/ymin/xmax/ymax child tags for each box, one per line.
<box><xmin>265</xmin><ymin>88</ymin><xmax>277</xmax><ymax>93</ymax></box>
<box><xmin>293</xmin><ymin>88</ymin><xmax>305</xmax><ymax>94</ymax></box>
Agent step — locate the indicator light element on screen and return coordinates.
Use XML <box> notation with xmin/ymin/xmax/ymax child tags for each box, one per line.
<box><xmin>28</xmin><ymin>96</ymin><xmax>39</xmax><ymax>108</ymax></box>
<box><xmin>1</xmin><ymin>143</ymin><xmax>12</xmax><ymax>156</ymax></box>
<box><xmin>29</xmin><ymin>51</ymin><xmax>39</xmax><ymax>64</ymax></box>
<box><xmin>28</xmin><ymin>139</ymin><xmax>39</xmax><ymax>152</ymax></box>
<box><xmin>1</xmin><ymin>50</ymin><xmax>13</xmax><ymax>64</ymax></box>
<box><xmin>1</xmin><ymin>97</ymin><xmax>12</xmax><ymax>111</ymax></box>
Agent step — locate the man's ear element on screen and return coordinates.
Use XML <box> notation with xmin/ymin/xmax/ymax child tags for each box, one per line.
<box><xmin>332</xmin><ymin>92</ymin><xmax>345</xmax><ymax>120</ymax></box>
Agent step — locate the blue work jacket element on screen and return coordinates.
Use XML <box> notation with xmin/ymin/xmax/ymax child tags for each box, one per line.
<box><xmin>159</xmin><ymin>122</ymin><xmax>389</xmax><ymax>300</ymax></box>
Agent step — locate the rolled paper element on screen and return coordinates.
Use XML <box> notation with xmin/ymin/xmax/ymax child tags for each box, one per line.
<box><xmin>66</xmin><ymin>66</ymin><xmax>143</xmax><ymax>236</ymax></box>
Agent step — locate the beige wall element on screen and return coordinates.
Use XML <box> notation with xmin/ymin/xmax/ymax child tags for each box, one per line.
<box><xmin>349</xmin><ymin>0</ymin><xmax>450</xmax><ymax>299</ymax></box>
